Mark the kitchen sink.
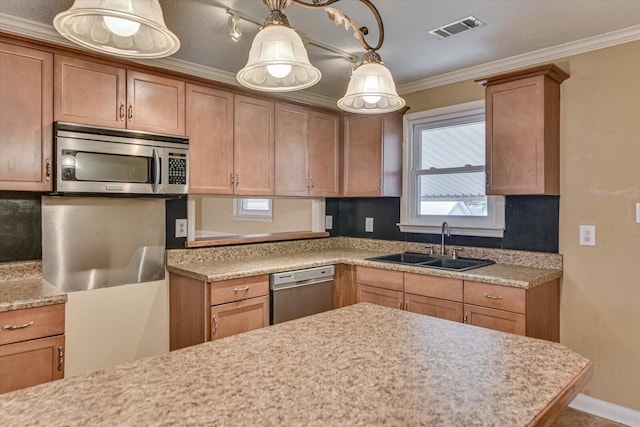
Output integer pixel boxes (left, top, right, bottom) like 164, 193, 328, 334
366, 252, 495, 272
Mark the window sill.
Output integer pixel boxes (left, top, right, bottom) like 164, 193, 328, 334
185, 231, 330, 248
397, 223, 504, 238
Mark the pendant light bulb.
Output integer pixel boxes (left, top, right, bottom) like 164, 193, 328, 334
266, 64, 292, 78
103, 16, 140, 37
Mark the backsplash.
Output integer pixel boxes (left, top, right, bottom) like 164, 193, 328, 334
326, 196, 559, 253
0, 193, 42, 262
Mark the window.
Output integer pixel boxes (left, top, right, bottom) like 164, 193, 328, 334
233, 198, 273, 222
400, 100, 505, 237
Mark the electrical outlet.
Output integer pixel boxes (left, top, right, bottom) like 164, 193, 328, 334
175, 219, 187, 238
579, 225, 595, 246
636, 203, 640, 224
325, 215, 333, 230
365, 217, 374, 233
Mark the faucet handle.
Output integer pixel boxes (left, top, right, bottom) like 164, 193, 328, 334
424, 245, 434, 255
452, 247, 463, 260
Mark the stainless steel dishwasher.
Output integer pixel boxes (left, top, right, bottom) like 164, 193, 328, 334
270, 265, 334, 324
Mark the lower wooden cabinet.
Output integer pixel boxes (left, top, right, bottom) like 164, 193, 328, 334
406, 294, 463, 323
0, 304, 65, 394
356, 284, 403, 310
463, 304, 526, 335
169, 272, 270, 350
211, 296, 269, 341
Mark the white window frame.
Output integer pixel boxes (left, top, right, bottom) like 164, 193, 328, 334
233, 198, 273, 222
399, 100, 505, 238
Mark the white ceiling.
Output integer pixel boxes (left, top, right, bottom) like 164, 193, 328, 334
3, 0, 640, 106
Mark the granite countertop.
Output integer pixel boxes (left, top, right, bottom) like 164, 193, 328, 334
0, 261, 67, 313
0, 303, 592, 426
167, 248, 562, 289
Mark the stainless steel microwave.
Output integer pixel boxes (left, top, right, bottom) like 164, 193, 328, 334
54, 122, 188, 195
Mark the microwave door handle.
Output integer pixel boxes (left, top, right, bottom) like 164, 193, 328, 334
152, 148, 161, 193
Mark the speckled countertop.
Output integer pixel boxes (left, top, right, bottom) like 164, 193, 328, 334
0, 260, 67, 312
0, 303, 591, 426
168, 240, 563, 289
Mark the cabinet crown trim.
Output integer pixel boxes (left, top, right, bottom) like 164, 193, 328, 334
475, 63, 569, 86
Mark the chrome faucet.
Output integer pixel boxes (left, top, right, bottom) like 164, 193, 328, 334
441, 221, 450, 256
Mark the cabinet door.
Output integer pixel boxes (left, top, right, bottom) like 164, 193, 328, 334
186, 84, 234, 194
308, 111, 340, 197
0, 335, 64, 394
486, 76, 550, 194
211, 295, 269, 341
464, 304, 526, 336
127, 70, 185, 135
274, 103, 308, 196
54, 55, 126, 128
405, 293, 463, 322
356, 284, 403, 310
233, 95, 274, 196
343, 114, 382, 196
0, 42, 53, 191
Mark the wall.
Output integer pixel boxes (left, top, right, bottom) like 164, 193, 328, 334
194, 196, 314, 235
401, 42, 640, 411
326, 196, 559, 253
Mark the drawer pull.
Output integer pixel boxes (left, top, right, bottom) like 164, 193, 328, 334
58, 346, 64, 371
464, 312, 468, 323
2, 320, 34, 331
483, 293, 503, 300
233, 286, 250, 292
212, 314, 218, 335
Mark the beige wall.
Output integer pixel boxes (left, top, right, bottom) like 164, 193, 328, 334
404, 41, 640, 411
195, 196, 314, 235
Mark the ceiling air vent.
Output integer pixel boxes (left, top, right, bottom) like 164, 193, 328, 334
428, 16, 486, 40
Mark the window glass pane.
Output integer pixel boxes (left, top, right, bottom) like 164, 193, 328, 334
418, 170, 487, 216
420, 122, 485, 169
242, 199, 270, 211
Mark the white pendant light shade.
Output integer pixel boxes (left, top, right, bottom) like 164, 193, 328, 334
237, 25, 321, 92
53, 0, 180, 58
338, 62, 406, 114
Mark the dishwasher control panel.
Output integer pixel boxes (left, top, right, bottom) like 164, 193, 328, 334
270, 265, 335, 287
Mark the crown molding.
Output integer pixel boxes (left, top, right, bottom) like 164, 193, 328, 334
0, 13, 338, 110
397, 23, 640, 95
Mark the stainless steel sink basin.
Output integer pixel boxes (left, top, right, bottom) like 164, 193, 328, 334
366, 252, 495, 272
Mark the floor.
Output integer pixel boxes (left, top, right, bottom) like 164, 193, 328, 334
552, 408, 628, 427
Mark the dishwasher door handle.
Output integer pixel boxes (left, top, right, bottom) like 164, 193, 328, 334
270, 277, 333, 291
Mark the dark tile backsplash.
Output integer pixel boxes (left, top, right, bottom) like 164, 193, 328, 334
0, 193, 43, 262
166, 196, 188, 249
326, 196, 559, 253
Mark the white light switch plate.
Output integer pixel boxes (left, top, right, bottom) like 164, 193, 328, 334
325, 215, 333, 230
636, 203, 640, 224
579, 225, 595, 246
365, 217, 374, 233
175, 219, 187, 238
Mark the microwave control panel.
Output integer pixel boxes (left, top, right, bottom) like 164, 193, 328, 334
168, 152, 187, 185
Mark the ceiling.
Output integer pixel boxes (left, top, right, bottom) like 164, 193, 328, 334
3, 0, 640, 107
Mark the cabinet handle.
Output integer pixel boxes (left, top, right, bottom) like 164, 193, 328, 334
45, 159, 51, 181
463, 312, 468, 324
310, 177, 314, 190
403, 301, 408, 310
483, 293, 503, 300
2, 320, 34, 330
233, 286, 250, 292
397, 301, 402, 309
212, 314, 218, 335
128, 104, 133, 122
58, 346, 64, 371
119, 103, 125, 121
376, 176, 381, 190
485, 171, 490, 188
230, 172, 235, 186
306, 177, 310, 190
235, 173, 239, 187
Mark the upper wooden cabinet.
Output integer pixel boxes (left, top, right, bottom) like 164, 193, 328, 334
0, 42, 53, 191
186, 84, 234, 194
343, 110, 403, 197
478, 64, 569, 195
54, 55, 185, 135
234, 95, 275, 196
274, 104, 339, 197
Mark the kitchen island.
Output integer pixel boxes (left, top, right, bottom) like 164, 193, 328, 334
0, 303, 591, 426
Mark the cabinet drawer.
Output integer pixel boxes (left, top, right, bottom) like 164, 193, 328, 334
404, 273, 463, 302
356, 284, 403, 310
0, 304, 65, 346
356, 266, 403, 291
464, 304, 526, 336
211, 275, 269, 305
463, 281, 525, 314
211, 295, 269, 341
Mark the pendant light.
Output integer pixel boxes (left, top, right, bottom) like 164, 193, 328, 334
238, 0, 404, 114
53, 0, 180, 59
236, 3, 321, 92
